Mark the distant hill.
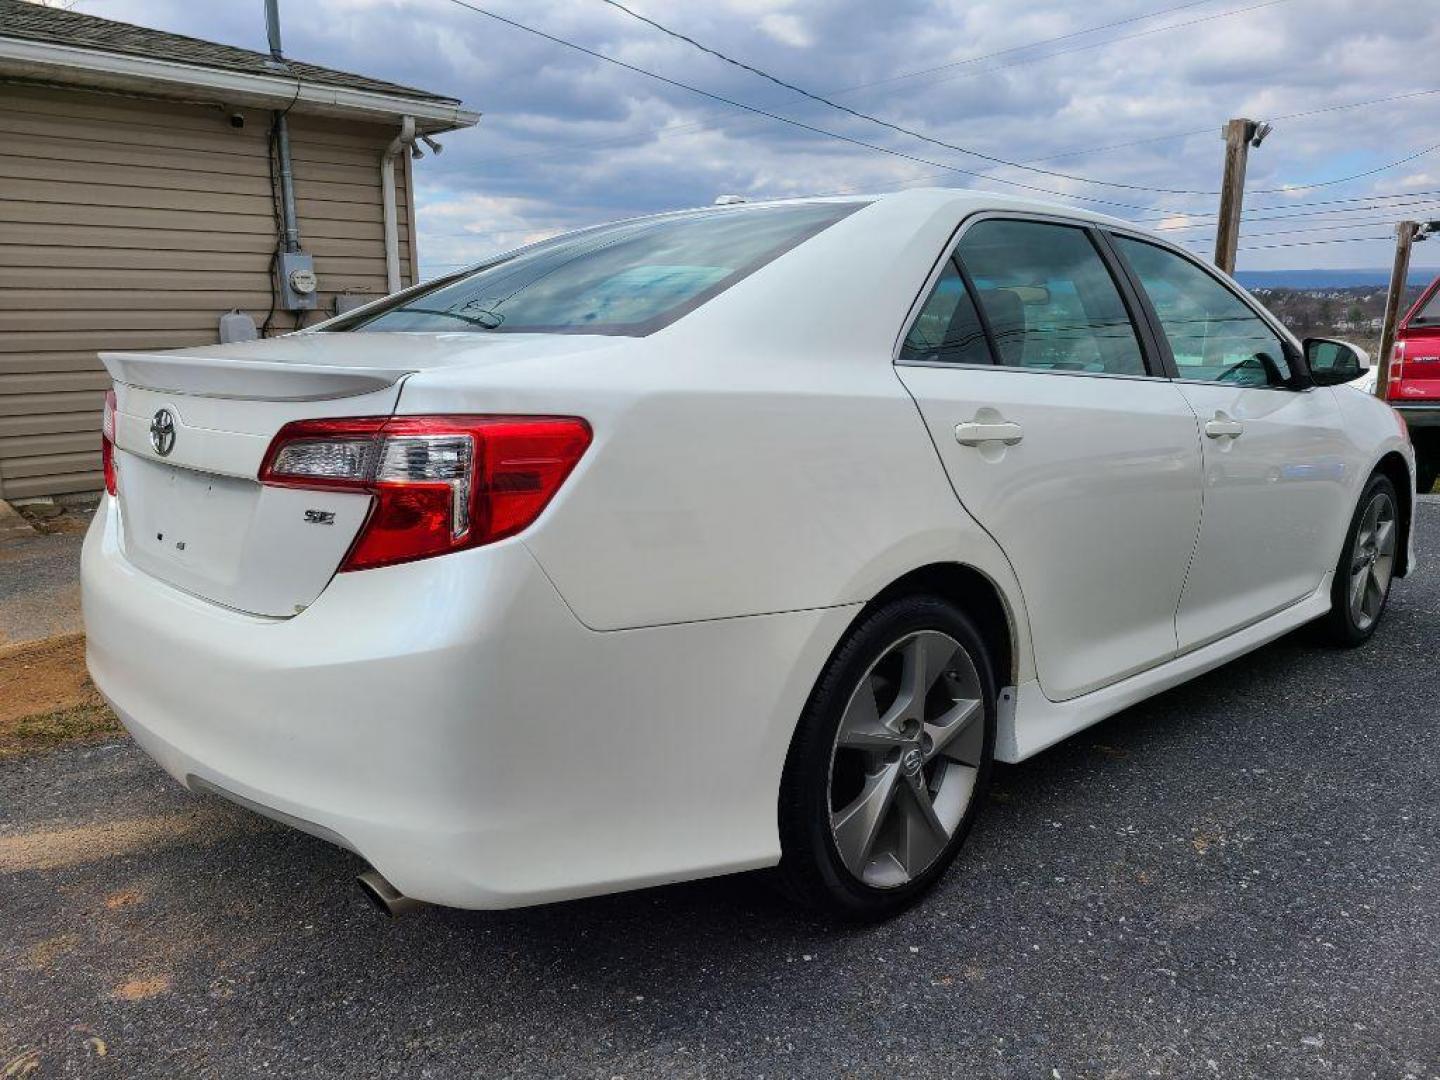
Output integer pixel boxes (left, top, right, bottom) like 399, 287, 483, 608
1235, 267, 1440, 289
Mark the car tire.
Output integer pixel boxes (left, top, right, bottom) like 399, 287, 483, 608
1319, 472, 1401, 647
776, 595, 996, 921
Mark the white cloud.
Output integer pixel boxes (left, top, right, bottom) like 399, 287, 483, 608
757, 13, 812, 48
69, 0, 1440, 271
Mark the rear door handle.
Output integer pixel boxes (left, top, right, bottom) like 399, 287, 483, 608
954, 420, 1024, 446
1204, 417, 1244, 439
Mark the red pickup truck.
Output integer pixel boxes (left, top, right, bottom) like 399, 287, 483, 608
1387, 274, 1440, 493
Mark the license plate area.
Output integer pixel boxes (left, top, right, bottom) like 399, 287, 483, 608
116, 452, 371, 616
122, 459, 257, 582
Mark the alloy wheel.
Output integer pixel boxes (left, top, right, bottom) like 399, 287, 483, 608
1348, 490, 1397, 633
827, 630, 985, 888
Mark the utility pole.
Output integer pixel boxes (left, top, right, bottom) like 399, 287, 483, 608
1213, 118, 1272, 275
1374, 220, 1435, 399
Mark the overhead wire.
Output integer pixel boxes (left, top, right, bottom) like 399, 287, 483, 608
441, 0, 1184, 213
597, 0, 1440, 199
1234, 235, 1397, 251
473, 0, 1251, 170
598, 0, 1266, 195
467, 7, 1439, 208
1207, 217, 1440, 241
1149, 193, 1440, 228
1023, 89, 1440, 164
431, 2, 1440, 269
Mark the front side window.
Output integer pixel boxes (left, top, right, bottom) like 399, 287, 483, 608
1112, 235, 1293, 387
331, 201, 864, 337
898, 259, 992, 366
955, 219, 1147, 377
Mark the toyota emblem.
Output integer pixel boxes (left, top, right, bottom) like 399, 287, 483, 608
149, 408, 176, 457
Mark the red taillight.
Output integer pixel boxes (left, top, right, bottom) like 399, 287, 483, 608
258, 415, 592, 571
101, 388, 118, 496
1386, 340, 1406, 399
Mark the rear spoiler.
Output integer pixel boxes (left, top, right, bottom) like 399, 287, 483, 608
99, 351, 415, 402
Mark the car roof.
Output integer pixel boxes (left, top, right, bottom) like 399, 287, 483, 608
885, 186, 1144, 231
669, 186, 1150, 236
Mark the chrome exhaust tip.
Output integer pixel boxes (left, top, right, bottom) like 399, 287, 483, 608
357, 868, 427, 917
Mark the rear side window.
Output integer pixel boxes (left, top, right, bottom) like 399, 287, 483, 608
955, 220, 1147, 377
1112, 235, 1293, 387
899, 260, 992, 366
331, 202, 864, 337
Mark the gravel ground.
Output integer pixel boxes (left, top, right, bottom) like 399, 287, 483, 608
0, 526, 85, 649
2, 503, 1437, 1079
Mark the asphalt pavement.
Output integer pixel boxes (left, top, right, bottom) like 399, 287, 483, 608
2, 502, 1438, 1079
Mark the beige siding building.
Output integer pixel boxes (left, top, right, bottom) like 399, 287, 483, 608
0, 1, 478, 499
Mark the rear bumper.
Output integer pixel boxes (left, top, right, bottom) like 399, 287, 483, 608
1394, 402, 1440, 429
83, 497, 854, 908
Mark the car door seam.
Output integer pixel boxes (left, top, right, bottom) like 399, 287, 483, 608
887, 363, 1039, 665
1172, 390, 1210, 653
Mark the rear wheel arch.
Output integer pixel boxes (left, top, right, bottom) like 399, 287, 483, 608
861, 562, 1016, 690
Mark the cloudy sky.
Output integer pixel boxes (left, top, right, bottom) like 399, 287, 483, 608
60, 0, 1440, 277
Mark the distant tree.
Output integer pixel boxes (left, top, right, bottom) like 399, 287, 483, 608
1318, 298, 1335, 327
1347, 304, 1365, 330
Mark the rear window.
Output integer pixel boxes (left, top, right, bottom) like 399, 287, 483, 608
1412, 285, 1440, 326
330, 201, 865, 337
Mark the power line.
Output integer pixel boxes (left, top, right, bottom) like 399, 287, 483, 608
1138, 188, 1440, 223
833, 0, 1299, 99
773, 163, 1440, 214
762, 168, 1440, 221
1271, 87, 1440, 124
1237, 216, 1440, 241
825, 0, 1227, 95
1027, 88, 1440, 164
471, 80, 1440, 179
441, 0, 1177, 213
1023, 127, 1214, 163
598, 0, 1439, 200
471, 0, 1290, 174
1175, 232, 1398, 251
1250, 143, 1440, 196
1238, 235, 1397, 251
598, 0, 1226, 195
1150, 193, 1440, 228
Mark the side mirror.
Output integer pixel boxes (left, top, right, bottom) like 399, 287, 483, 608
1305, 338, 1371, 386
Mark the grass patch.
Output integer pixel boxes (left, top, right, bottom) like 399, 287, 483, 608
0, 634, 123, 759
2, 702, 120, 760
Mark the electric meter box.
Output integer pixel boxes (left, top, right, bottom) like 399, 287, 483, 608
277, 250, 319, 310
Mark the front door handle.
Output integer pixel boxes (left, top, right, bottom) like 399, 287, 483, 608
1204, 416, 1244, 439
955, 420, 1024, 447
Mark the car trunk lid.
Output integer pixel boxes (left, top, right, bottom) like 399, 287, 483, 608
100, 334, 507, 617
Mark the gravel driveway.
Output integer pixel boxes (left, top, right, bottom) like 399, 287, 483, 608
3, 503, 1438, 1079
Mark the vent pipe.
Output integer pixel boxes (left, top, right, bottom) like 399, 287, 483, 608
265, 0, 284, 61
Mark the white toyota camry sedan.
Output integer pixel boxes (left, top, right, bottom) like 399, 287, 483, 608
83, 189, 1415, 920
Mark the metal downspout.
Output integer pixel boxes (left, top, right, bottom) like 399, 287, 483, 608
275, 111, 301, 253
382, 116, 416, 294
